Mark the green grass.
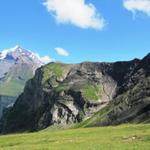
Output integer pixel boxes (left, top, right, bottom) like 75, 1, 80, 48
0, 80, 24, 97
0, 64, 33, 97
41, 63, 70, 84
74, 105, 111, 128
81, 84, 103, 101
0, 124, 150, 150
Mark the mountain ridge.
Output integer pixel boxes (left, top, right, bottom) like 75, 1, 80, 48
1, 53, 150, 133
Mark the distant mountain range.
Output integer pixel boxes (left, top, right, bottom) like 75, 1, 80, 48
0, 45, 50, 118
1, 53, 150, 133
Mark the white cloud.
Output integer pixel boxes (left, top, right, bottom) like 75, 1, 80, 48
55, 47, 69, 56
35, 53, 55, 64
40, 56, 54, 64
123, 0, 150, 16
43, 0, 105, 30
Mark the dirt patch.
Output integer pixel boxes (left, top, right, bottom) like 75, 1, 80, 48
122, 135, 143, 142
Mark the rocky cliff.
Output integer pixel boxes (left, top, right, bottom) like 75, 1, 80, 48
1, 54, 150, 133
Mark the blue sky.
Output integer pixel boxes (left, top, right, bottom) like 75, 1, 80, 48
0, 0, 150, 63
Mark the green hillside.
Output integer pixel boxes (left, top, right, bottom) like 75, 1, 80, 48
0, 124, 150, 150
0, 64, 33, 97
74, 105, 110, 128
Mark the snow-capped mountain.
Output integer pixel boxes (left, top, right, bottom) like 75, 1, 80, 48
0, 45, 52, 78
0, 45, 52, 118
0, 45, 51, 65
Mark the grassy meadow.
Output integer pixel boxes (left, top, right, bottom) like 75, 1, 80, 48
0, 124, 150, 150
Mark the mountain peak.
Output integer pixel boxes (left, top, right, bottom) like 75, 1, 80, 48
0, 45, 53, 64
0, 45, 24, 60
12, 45, 21, 50
12, 45, 25, 52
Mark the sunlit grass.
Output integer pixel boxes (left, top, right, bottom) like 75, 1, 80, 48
0, 124, 150, 150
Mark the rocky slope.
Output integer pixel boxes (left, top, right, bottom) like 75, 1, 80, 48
1, 54, 150, 133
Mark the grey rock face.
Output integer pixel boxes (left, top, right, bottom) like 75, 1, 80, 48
95, 56, 150, 126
